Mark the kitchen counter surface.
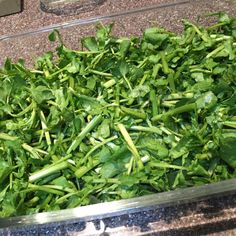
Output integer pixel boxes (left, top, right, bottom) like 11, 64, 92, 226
0, 0, 178, 36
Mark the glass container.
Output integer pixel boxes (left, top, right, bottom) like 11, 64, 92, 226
40, 0, 106, 15
0, 0, 236, 230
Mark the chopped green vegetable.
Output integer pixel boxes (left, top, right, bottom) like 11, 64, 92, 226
0, 13, 236, 218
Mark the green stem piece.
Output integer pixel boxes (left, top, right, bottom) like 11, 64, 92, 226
67, 115, 103, 154
117, 123, 144, 170
75, 159, 100, 178
27, 183, 64, 196
150, 90, 159, 116
152, 103, 196, 122
29, 161, 69, 182
120, 106, 146, 120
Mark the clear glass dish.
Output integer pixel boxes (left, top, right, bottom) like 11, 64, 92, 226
1, 178, 236, 229
40, 0, 106, 15
0, 0, 236, 230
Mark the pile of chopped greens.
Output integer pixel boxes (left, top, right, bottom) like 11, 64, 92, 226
0, 13, 236, 218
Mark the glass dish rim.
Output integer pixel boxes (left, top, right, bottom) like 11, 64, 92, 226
1, 178, 236, 229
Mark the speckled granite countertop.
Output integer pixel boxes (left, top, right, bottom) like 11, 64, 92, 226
1, 1, 236, 235
2, 193, 236, 235
0, 0, 178, 35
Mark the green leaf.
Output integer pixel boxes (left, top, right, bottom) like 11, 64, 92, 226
191, 72, 204, 82
119, 61, 129, 77
188, 162, 209, 177
31, 86, 54, 104
119, 39, 130, 58
53, 88, 68, 110
4, 58, 13, 71
0, 161, 12, 185
66, 59, 80, 73
100, 161, 120, 178
196, 91, 218, 110
51, 176, 76, 190
138, 136, 168, 158
172, 171, 186, 188
0, 79, 12, 103
98, 146, 112, 163
119, 175, 139, 187
96, 23, 113, 45
0, 194, 17, 217
48, 31, 57, 42
220, 136, 236, 169
144, 28, 169, 46
82, 37, 99, 51
48, 29, 62, 44
130, 85, 150, 98
86, 77, 97, 90
97, 119, 110, 138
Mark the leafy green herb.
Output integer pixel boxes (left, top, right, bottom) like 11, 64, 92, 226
0, 13, 236, 218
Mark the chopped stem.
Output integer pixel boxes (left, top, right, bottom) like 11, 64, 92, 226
73, 50, 103, 54
208, 22, 228, 31
206, 44, 224, 59
117, 123, 144, 170
115, 85, 120, 118
30, 70, 44, 74
22, 143, 41, 159
27, 183, 64, 195
92, 178, 120, 184
90, 69, 113, 77
75, 159, 100, 178
127, 156, 134, 175
167, 73, 176, 92
152, 64, 162, 78
0, 133, 18, 141
160, 51, 170, 75
69, 87, 99, 103
48, 65, 67, 78
102, 79, 116, 88
90, 49, 109, 67
43, 185, 75, 193
149, 162, 187, 170
187, 21, 210, 43
129, 125, 162, 135
67, 115, 103, 154
190, 68, 212, 73
159, 126, 182, 138
223, 121, 236, 129
152, 103, 196, 122
39, 110, 51, 146
9, 102, 34, 117
120, 106, 146, 120
139, 73, 148, 86
123, 75, 132, 91
162, 100, 178, 107
150, 90, 159, 116
137, 58, 148, 68
55, 192, 77, 205
84, 135, 118, 161
230, 116, 236, 121
29, 161, 69, 182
